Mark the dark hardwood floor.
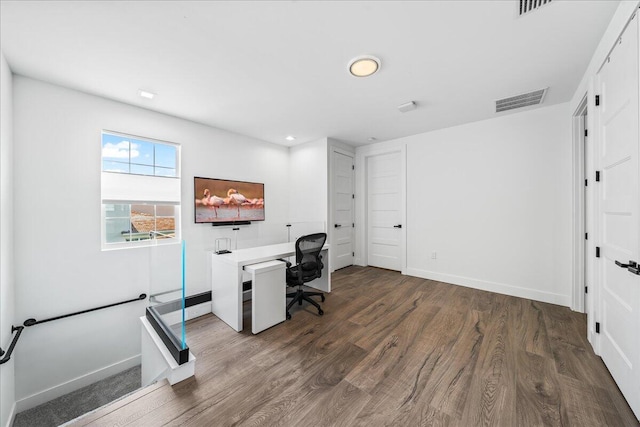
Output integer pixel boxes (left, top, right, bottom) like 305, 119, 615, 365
72, 266, 639, 426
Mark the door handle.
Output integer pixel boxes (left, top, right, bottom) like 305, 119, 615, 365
393, 224, 402, 228
615, 260, 637, 269
616, 260, 640, 276
334, 224, 342, 228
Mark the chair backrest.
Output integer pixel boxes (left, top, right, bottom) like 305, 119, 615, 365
295, 232, 327, 279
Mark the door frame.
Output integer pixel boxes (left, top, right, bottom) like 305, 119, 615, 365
571, 94, 589, 315
572, 93, 604, 346
355, 143, 407, 274
329, 146, 355, 272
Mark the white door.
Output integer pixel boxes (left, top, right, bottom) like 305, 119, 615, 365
596, 16, 640, 419
367, 151, 402, 271
332, 150, 355, 270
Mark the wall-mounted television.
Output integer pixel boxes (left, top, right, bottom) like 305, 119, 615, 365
194, 177, 265, 225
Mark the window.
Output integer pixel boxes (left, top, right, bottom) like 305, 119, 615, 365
104, 203, 176, 244
102, 132, 177, 177
101, 131, 181, 249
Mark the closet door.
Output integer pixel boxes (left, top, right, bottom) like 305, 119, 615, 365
367, 151, 402, 271
332, 150, 355, 270
595, 14, 640, 419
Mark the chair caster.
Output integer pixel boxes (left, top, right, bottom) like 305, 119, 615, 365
320, 295, 325, 302
318, 309, 324, 316
286, 312, 291, 320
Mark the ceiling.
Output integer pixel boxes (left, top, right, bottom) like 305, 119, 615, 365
0, 1, 620, 147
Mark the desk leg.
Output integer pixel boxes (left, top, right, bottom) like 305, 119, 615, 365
211, 258, 243, 332
250, 262, 286, 334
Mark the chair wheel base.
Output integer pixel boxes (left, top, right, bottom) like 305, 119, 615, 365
286, 288, 325, 318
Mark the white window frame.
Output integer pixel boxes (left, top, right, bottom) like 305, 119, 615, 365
101, 131, 181, 250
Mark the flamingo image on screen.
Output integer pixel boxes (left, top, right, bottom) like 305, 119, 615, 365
194, 177, 264, 224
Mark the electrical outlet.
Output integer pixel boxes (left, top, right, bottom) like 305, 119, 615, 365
431, 251, 437, 259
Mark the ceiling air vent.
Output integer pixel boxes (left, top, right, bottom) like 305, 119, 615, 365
495, 88, 547, 113
519, 0, 552, 16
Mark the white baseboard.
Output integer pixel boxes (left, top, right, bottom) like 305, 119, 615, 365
15, 354, 141, 413
406, 268, 571, 307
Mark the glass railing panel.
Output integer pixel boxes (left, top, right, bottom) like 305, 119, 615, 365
148, 240, 186, 350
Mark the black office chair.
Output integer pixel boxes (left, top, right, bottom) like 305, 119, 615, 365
284, 233, 327, 319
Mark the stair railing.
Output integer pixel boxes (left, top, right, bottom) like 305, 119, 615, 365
0, 293, 146, 364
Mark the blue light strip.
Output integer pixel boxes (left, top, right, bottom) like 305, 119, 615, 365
181, 240, 186, 350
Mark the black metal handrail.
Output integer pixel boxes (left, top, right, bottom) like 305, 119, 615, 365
23, 293, 147, 327
0, 294, 146, 365
0, 326, 25, 365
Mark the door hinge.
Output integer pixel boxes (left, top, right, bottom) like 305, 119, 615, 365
595, 171, 601, 182
585, 179, 588, 187
352, 252, 355, 257
584, 129, 588, 137
352, 165, 355, 170
352, 194, 355, 199
352, 223, 354, 227
585, 286, 588, 294
595, 322, 600, 333
585, 233, 588, 240
595, 95, 600, 106
596, 246, 601, 258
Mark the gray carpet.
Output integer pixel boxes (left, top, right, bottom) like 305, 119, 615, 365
13, 365, 141, 427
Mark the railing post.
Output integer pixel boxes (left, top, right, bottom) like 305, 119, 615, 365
0, 325, 25, 365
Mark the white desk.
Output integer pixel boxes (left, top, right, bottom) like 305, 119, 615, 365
210, 242, 330, 332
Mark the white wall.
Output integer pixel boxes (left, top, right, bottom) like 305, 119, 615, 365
289, 137, 356, 270
327, 138, 355, 155
570, 1, 640, 112
11, 76, 290, 409
288, 137, 328, 238
0, 51, 16, 427
357, 103, 573, 306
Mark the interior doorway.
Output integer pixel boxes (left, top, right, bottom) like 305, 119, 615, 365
331, 149, 355, 270
572, 95, 589, 316
366, 151, 402, 271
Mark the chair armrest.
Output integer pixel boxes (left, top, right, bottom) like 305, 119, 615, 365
277, 258, 291, 268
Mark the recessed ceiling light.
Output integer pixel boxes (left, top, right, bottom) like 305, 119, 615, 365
138, 89, 155, 99
285, 135, 296, 141
348, 55, 381, 77
398, 101, 417, 113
